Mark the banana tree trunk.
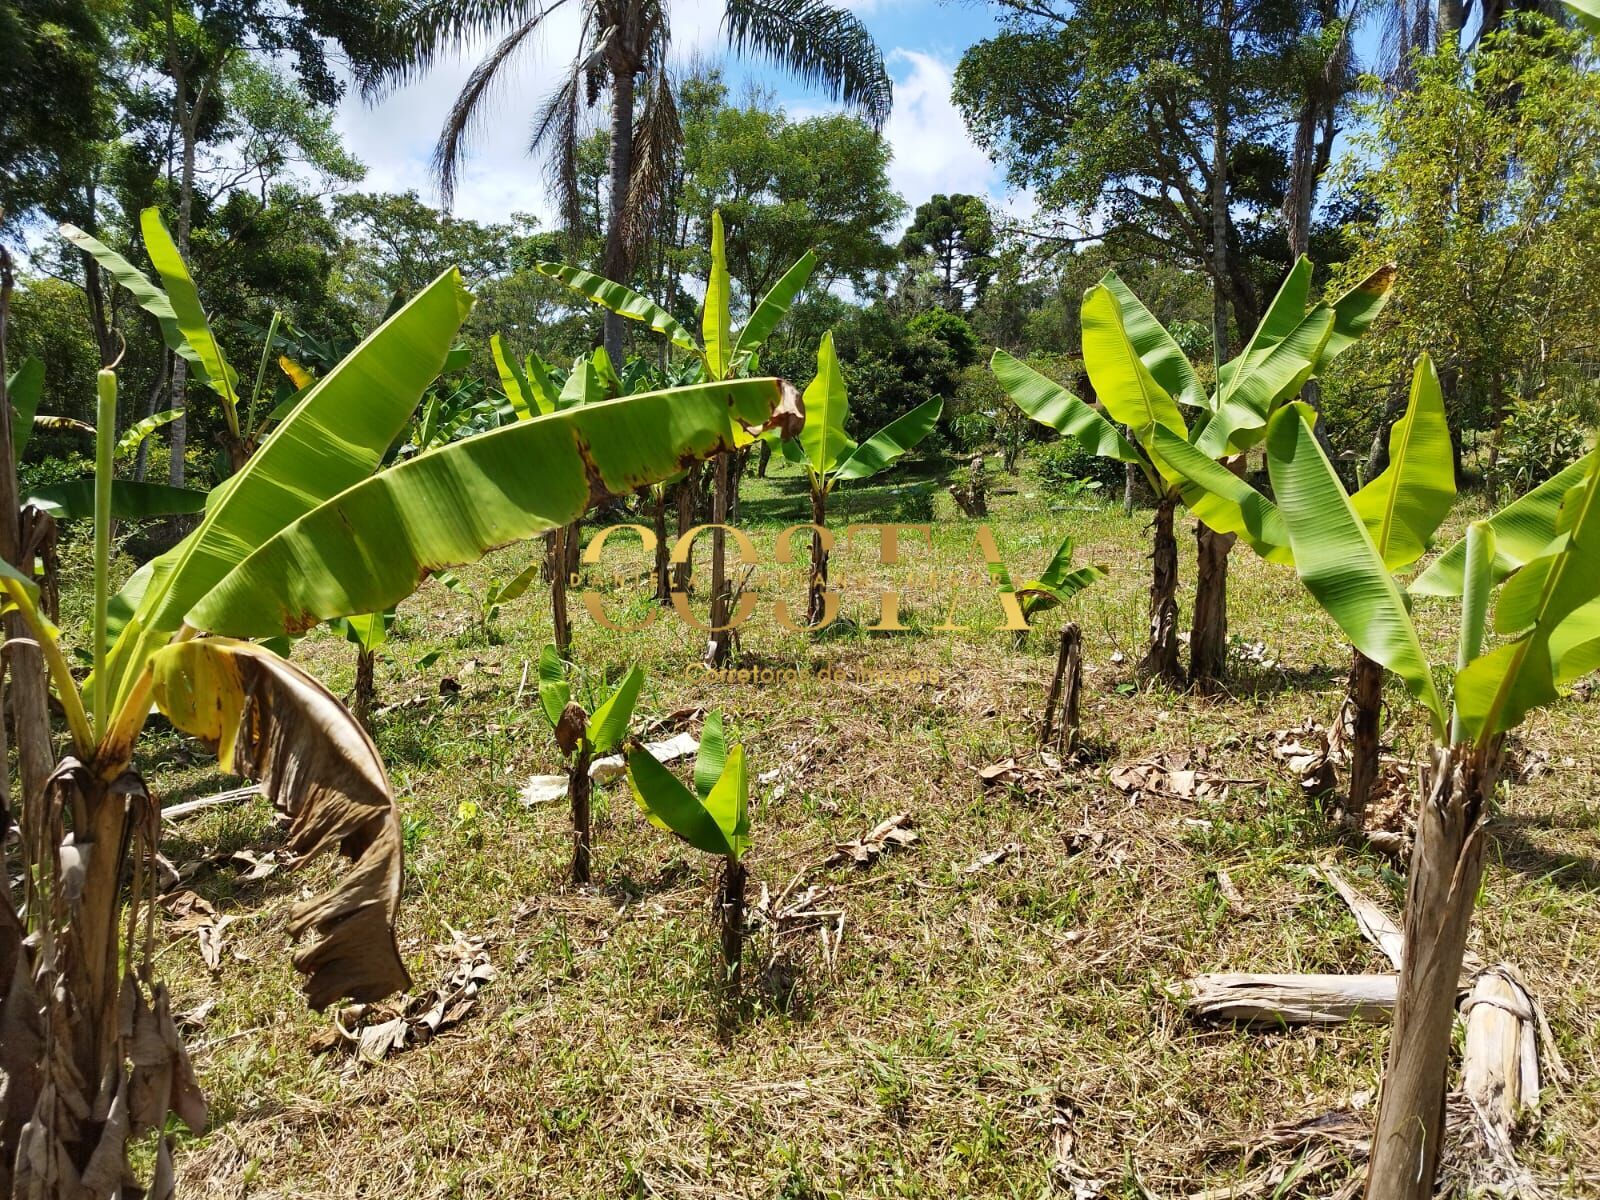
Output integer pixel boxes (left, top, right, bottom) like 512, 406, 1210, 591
718, 855, 747, 1001
808, 483, 830, 628
653, 489, 671, 603
1139, 494, 1184, 686
1365, 742, 1498, 1200
1190, 525, 1235, 694
353, 648, 377, 730
601, 65, 636, 369
569, 744, 594, 885
549, 522, 578, 655
1346, 648, 1384, 826
706, 453, 732, 667
1041, 623, 1083, 756
673, 468, 699, 595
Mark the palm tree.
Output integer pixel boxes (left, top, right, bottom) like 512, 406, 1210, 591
375, 0, 892, 364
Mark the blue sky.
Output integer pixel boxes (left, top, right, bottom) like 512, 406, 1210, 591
333, 0, 1012, 231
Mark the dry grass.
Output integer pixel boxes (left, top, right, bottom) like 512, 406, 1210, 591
109, 455, 1600, 1199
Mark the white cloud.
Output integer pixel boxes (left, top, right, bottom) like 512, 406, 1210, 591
879, 48, 1007, 221
332, 12, 1026, 232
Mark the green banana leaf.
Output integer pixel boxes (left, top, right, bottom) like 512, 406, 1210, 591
1150, 426, 1293, 564
1018, 533, 1105, 621
1266, 403, 1446, 736
1561, 0, 1600, 31
694, 711, 727, 801
1099, 270, 1206, 408
702, 744, 749, 861
538, 644, 569, 728
58, 224, 199, 370
836, 397, 943, 482
1350, 354, 1455, 571
1196, 303, 1333, 458
989, 350, 1143, 465
704, 211, 733, 380
627, 742, 735, 857
28, 479, 208, 520
586, 665, 643, 755
1080, 284, 1188, 449
116, 408, 183, 457
1411, 450, 1598, 597
140, 207, 239, 408
525, 351, 562, 412
490, 334, 537, 419
1218, 258, 1313, 382
800, 331, 852, 476
7, 357, 44, 456
733, 250, 817, 366
335, 610, 393, 652
102, 268, 474, 713
185, 377, 799, 638
1320, 264, 1396, 366
1454, 455, 1600, 741
535, 261, 698, 355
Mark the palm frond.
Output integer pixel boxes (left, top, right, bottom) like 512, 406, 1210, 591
720, 0, 892, 130
531, 61, 588, 247
363, 0, 568, 98
433, 13, 551, 206
622, 64, 683, 262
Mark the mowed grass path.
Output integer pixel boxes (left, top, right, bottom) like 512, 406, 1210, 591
120, 453, 1599, 1198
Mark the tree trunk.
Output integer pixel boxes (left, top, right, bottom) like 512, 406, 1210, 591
570, 745, 594, 885
705, 453, 732, 667
1139, 495, 1184, 686
1365, 741, 1498, 1200
0, 248, 54, 808
1041, 623, 1083, 756
1190, 525, 1235, 694
756, 439, 772, 478
601, 66, 637, 369
1209, 0, 1233, 368
134, 354, 169, 482
808, 484, 830, 627
1345, 648, 1384, 826
718, 856, 747, 1001
1123, 461, 1139, 516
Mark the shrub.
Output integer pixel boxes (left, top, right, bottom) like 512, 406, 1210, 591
1486, 389, 1596, 499
1034, 437, 1125, 493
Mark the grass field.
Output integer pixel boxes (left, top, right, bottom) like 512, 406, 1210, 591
112, 452, 1599, 1199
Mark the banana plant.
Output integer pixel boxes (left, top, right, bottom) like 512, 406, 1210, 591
1150, 355, 1454, 822
2, 259, 803, 1195
994, 258, 1393, 690
625, 712, 751, 999
539, 211, 817, 664
1016, 532, 1107, 630
782, 331, 943, 627
61, 210, 309, 476
1261, 399, 1600, 1200
333, 609, 394, 728
537, 644, 644, 884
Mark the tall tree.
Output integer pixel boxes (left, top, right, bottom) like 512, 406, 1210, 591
379, 0, 893, 365
954, 0, 1324, 345
899, 193, 996, 311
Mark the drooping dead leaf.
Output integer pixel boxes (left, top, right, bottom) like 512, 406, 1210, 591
825, 813, 917, 869
148, 638, 410, 1010
195, 914, 235, 973
314, 931, 495, 1063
